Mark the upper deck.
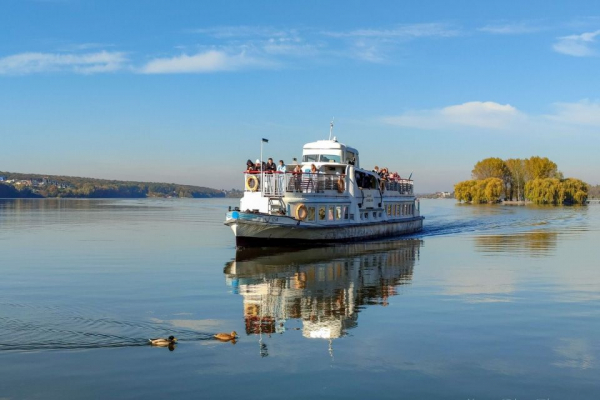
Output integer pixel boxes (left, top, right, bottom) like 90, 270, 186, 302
242, 138, 414, 201
243, 170, 413, 198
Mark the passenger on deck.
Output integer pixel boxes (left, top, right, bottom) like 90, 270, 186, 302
277, 160, 286, 191
266, 158, 276, 173
337, 174, 346, 192
246, 159, 256, 172
373, 166, 380, 175
307, 164, 319, 192
277, 160, 286, 173
356, 171, 364, 189
293, 164, 303, 191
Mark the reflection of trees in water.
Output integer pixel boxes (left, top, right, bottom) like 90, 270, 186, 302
224, 240, 421, 340
474, 231, 558, 256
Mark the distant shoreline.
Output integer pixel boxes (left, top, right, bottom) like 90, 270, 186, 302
0, 170, 242, 199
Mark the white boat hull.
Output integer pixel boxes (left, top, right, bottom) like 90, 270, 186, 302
226, 211, 424, 247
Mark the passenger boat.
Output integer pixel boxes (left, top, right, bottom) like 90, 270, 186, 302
225, 135, 424, 247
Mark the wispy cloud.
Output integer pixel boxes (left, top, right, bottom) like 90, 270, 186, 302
322, 23, 459, 63
544, 99, 600, 126
0, 51, 127, 75
553, 30, 600, 56
382, 99, 600, 132
382, 101, 522, 129
191, 25, 296, 39
323, 23, 460, 39
478, 21, 545, 35
140, 50, 276, 74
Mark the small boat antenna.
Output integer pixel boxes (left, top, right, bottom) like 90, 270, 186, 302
329, 117, 334, 140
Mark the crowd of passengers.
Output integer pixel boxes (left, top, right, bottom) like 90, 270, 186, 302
356, 166, 404, 191
245, 158, 286, 173
372, 166, 403, 182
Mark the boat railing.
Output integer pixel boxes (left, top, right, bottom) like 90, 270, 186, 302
383, 179, 413, 195
243, 172, 348, 196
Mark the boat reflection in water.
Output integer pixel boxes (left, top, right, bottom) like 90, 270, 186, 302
224, 240, 422, 342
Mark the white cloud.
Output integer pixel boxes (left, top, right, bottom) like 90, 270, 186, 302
323, 23, 460, 39
553, 30, 600, 56
140, 50, 275, 74
545, 99, 600, 126
322, 23, 459, 63
382, 101, 521, 129
478, 22, 544, 35
191, 26, 294, 39
0, 51, 127, 75
382, 99, 600, 133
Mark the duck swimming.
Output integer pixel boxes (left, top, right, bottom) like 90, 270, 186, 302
149, 335, 177, 346
214, 331, 237, 341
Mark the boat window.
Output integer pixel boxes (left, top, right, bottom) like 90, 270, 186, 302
387, 204, 392, 215
302, 154, 319, 162
328, 206, 335, 221
335, 206, 342, 220
378, 212, 382, 218
372, 211, 377, 219
395, 204, 400, 216
318, 206, 326, 220
343, 206, 349, 219
319, 154, 341, 163
308, 207, 315, 221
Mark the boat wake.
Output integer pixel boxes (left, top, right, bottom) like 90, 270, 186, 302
0, 302, 213, 352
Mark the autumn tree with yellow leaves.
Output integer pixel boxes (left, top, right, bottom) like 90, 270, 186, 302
455, 157, 588, 205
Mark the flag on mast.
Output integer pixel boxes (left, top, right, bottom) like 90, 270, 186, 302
262, 138, 269, 143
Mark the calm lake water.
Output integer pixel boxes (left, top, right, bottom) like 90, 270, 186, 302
1, 198, 599, 399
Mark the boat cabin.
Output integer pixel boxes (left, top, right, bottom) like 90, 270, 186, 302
301, 138, 359, 168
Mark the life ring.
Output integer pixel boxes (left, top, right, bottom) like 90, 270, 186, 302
337, 178, 345, 193
245, 175, 259, 192
295, 204, 308, 220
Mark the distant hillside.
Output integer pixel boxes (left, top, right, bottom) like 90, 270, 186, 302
0, 171, 230, 199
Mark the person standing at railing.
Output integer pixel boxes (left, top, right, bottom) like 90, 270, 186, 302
293, 164, 302, 192
308, 164, 319, 192
277, 160, 286, 192
246, 159, 256, 172
263, 158, 276, 193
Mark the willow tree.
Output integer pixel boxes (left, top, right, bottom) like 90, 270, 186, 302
472, 158, 511, 198
524, 156, 559, 181
525, 178, 561, 204
524, 178, 587, 205
454, 180, 475, 203
454, 178, 503, 204
505, 158, 526, 201
559, 178, 588, 205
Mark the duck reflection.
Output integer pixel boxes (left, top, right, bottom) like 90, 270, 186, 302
474, 231, 558, 256
224, 240, 421, 341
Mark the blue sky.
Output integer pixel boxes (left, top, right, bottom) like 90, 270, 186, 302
1, 0, 599, 192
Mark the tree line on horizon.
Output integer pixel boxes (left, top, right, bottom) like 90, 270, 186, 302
454, 157, 588, 205
0, 171, 228, 199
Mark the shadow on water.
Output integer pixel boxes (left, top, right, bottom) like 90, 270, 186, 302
0, 303, 214, 352
224, 239, 422, 342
